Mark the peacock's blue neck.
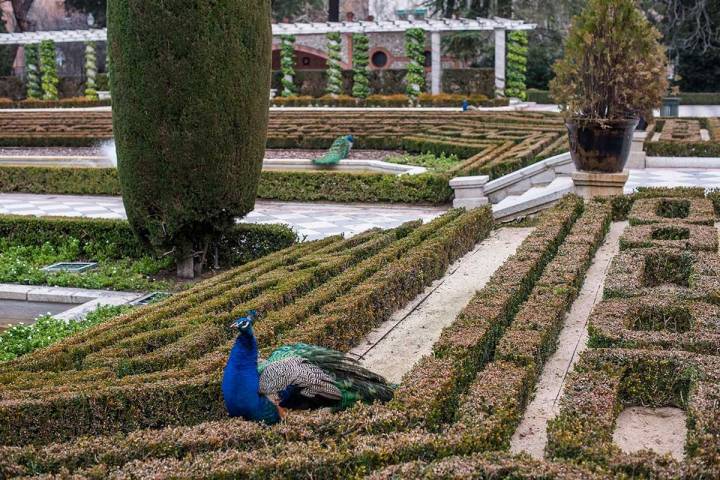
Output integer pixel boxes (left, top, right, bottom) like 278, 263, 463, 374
222, 327, 280, 424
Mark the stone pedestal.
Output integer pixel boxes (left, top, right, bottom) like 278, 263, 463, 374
571, 170, 629, 199
449, 175, 490, 209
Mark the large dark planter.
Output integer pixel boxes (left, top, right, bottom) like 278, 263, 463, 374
566, 118, 638, 173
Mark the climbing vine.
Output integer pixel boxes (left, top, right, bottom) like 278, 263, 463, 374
280, 35, 296, 97
84, 41, 98, 99
405, 28, 426, 102
24, 44, 42, 99
325, 32, 343, 96
505, 31, 528, 100
351, 33, 370, 99
39, 40, 59, 100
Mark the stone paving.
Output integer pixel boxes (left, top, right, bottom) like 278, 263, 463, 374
625, 168, 720, 192
0, 194, 446, 241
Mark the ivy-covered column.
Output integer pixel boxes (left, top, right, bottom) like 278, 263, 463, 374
24, 44, 42, 99
39, 40, 59, 100
405, 28, 426, 102
351, 33, 370, 99
280, 35, 296, 97
325, 32, 343, 96
84, 41, 98, 99
506, 31, 528, 100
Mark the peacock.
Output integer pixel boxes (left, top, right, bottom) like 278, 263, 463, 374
222, 310, 395, 424
312, 135, 354, 166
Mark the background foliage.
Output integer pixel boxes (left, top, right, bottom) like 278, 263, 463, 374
405, 28, 426, 102
352, 33, 370, 99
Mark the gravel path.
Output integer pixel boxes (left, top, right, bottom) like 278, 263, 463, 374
351, 227, 534, 383
509, 221, 626, 459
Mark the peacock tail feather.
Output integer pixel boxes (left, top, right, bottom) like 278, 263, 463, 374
259, 342, 395, 407
312, 135, 353, 166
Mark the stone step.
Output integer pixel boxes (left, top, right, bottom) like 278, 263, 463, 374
493, 176, 575, 222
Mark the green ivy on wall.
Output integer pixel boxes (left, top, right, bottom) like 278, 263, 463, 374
84, 41, 98, 99
405, 28, 426, 102
24, 44, 42, 99
351, 33, 370, 99
506, 31, 528, 101
39, 40, 59, 101
325, 32, 343, 96
280, 35, 297, 97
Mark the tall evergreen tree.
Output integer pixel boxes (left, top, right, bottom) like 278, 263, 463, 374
108, 0, 272, 279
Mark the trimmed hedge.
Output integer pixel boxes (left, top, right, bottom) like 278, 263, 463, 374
645, 117, 720, 157
395, 196, 585, 430
619, 223, 718, 251
0, 214, 296, 267
547, 349, 719, 478
0, 167, 454, 204
0, 97, 111, 108
270, 93, 499, 108
588, 297, 720, 355
0, 208, 493, 446
628, 197, 715, 226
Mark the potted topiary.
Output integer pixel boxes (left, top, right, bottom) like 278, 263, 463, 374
550, 0, 667, 173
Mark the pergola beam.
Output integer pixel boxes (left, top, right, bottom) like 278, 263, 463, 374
0, 18, 535, 45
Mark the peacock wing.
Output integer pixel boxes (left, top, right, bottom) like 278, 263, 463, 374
259, 356, 342, 400
290, 344, 396, 406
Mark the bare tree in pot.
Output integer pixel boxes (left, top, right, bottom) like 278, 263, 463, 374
550, 0, 667, 174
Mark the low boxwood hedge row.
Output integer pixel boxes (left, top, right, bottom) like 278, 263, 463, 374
395, 196, 585, 429
0, 166, 454, 204
0, 97, 112, 109
546, 349, 719, 479
0, 195, 627, 478
449, 201, 611, 451
588, 297, 720, 355
619, 223, 718, 251
628, 197, 715, 226
0, 214, 297, 266
0, 209, 493, 446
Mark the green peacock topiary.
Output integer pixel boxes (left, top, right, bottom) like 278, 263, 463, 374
108, 0, 272, 279
405, 28, 426, 103
84, 42, 98, 100
351, 33, 370, 99
280, 35, 297, 97
24, 44, 42, 100
505, 31, 528, 101
39, 40, 59, 101
325, 32, 343, 96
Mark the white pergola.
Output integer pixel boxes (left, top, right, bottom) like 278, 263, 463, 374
0, 17, 535, 95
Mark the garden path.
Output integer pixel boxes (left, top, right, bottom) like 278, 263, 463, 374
509, 221, 626, 459
0, 193, 447, 241
351, 227, 534, 383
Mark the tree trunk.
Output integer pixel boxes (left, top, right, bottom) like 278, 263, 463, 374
176, 242, 195, 279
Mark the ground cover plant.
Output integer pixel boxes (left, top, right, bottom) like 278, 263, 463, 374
0, 110, 569, 204
0, 304, 129, 362
0, 215, 296, 291
0, 196, 630, 478
547, 190, 720, 479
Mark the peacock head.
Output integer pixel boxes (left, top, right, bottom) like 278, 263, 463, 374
231, 310, 258, 332
345, 135, 354, 144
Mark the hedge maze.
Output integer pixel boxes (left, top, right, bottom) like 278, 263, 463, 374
645, 117, 720, 157
0, 196, 636, 479
0, 109, 568, 180
549, 191, 720, 479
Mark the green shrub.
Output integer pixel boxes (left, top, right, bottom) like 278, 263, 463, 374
505, 31, 528, 100
39, 40, 59, 101
405, 28, 426, 102
0, 305, 130, 362
352, 34, 370, 99
280, 35, 297, 97
23, 44, 41, 100
108, 0, 272, 277
325, 32, 343, 96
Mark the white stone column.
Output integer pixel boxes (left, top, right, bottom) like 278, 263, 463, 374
431, 31, 442, 95
494, 28, 506, 97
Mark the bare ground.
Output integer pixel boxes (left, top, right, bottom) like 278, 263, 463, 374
613, 407, 687, 461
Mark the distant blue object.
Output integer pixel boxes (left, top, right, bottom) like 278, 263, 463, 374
462, 99, 469, 111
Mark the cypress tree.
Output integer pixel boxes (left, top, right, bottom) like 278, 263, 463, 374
108, 0, 272, 278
